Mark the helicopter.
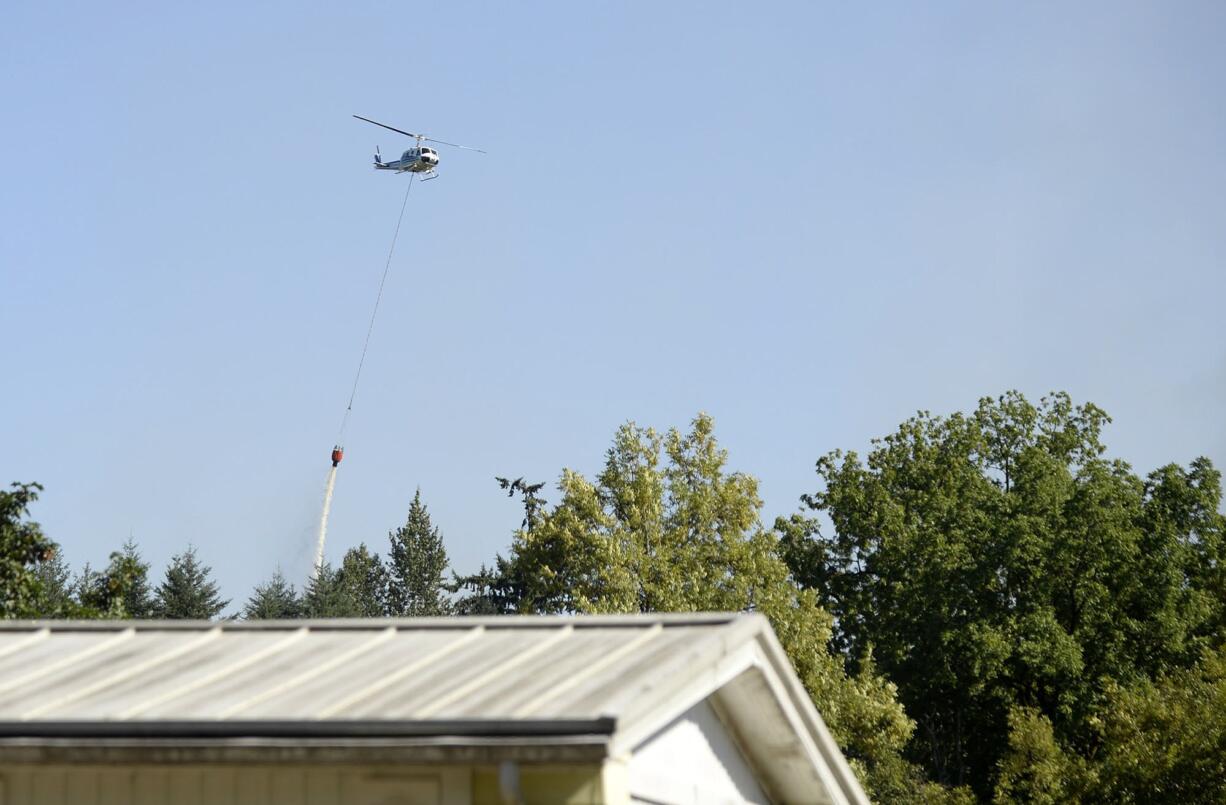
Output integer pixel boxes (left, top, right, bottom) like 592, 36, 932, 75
353, 115, 485, 180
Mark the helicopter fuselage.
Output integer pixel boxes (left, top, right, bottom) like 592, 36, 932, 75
375, 146, 440, 173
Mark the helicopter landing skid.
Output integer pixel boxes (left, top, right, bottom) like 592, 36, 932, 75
419, 169, 439, 181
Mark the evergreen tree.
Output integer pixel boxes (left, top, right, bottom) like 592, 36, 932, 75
387, 490, 452, 616
243, 569, 301, 619
336, 544, 388, 617
70, 562, 104, 612
451, 556, 523, 615
1, 482, 56, 618
33, 548, 73, 616
74, 547, 150, 618
152, 546, 228, 619
301, 562, 359, 617
109, 539, 153, 617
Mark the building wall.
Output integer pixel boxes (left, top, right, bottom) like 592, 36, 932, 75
0, 763, 610, 805
628, 698, 770, 804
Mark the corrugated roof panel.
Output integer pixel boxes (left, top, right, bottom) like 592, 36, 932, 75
337, 628, 571, 719
0, 630, 208, 719
541, 629, 718, 718
0, 631, 113, 683
238, 628, 477, 719
451, 626, 661, 718
142, 630, 384, 719
0, 617, 750, 725
58, 631, 290, 720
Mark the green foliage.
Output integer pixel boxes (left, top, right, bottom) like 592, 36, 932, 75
337, 543, 387, 617
785, 391, 1226, 796
243, 568, 301, 619
33, 548, 74, 616
113, 539, 155, 617
302, 561, 358, 617
301, 547, 387, 618
497, 414, 963, 802
450, 556, 524, 615
77, 539, 154, 618
994, 647, 1226, 803
386, 490, 452, 616
74, 543, 152, 618
992, 708, 1083, 804
0, 482, 56, 618
152, 546, 229, 619
1089, 646, 1226, 803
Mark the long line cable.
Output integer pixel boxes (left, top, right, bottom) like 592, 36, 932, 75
337, 173, 415, 441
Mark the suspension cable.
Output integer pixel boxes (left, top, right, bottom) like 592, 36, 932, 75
338, 173, 415, 441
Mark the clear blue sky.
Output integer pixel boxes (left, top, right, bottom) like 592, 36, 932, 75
4, 1, 1224, 607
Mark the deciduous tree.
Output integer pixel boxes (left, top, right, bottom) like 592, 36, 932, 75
497, 414, 958, 801
784, 391, 1226, 797
0, 482, 56, 618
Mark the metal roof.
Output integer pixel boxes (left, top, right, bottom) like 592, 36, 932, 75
0, 614, 740, 725
0, 613, 869, 805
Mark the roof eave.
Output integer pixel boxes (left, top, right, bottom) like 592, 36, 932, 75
0, 734, 611, 766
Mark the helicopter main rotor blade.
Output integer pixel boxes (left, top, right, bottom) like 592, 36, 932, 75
423, 137, 487, 154
353, 115, 420, 140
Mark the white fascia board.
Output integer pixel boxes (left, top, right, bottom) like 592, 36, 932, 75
604, 614, 770, 756
750, 626, 871, 805
607, 614, 869, 805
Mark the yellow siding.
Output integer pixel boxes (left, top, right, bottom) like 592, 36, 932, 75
472, 765, 606, 805
0, 763, 613, 805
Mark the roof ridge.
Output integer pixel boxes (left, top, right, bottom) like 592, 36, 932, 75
0, 613, 750, 632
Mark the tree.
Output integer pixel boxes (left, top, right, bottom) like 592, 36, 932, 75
33, 549, 74, 616
386, 490, 451, 616
783, 391, 1226, 797
993, 645, 1226, 803
992, 707, 1085, 804
337, 544, 387, 617
1, 482, 56, 618
74, 543, 152, 618
495, 414, 961, 802
1087, 645, 1226, 802
89, 539, 154, 617
243, 569, 301, 619
450, 480, 539, 615
302, 561, 358, 617
152, 546, 229, 619
451, 556, 524, 615
301, 548, 387, 618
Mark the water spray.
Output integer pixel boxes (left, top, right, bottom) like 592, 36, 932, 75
313, 464, 338, 579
